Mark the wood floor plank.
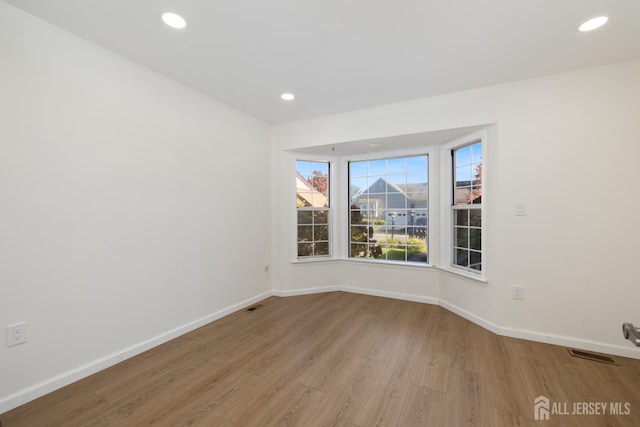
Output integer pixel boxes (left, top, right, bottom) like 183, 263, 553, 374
244, 383, 327, 427
143, 369, 253, 427
397, 384, 446, 427
352, 302, 428, 426
409, 305, 450, 393
3, 292, 640, 427
304, 356, 383, 427
295, 297, 383, 393
357, 297, 409, 363
477, 333, 520, 415
443, 368, 488, 426
3, 392, 108, 427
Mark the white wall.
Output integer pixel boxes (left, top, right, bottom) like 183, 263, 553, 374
0, 3, 270, 411
2, 0, 640, 414
271, 59, 640, 359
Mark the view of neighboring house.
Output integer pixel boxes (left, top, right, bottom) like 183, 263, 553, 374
351, 177, 427, 227
296, 173, 328, 208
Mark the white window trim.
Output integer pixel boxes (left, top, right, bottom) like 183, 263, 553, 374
341, 146, 436, 267
293, 156, 336, 262
290, 127, 489, 282
439, 129, 487, 283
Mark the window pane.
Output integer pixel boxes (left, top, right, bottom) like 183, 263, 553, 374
368, 159, 386, 175
313, 161, 329, 176
314, 225, 329, 241
454, 227, 468, 248
314, 210, 328, 224
297, 210, 312, 224
455, 165, 472, 185
386, 248, 405, 261
470, 185, 482, 204
387, 195, 406, 209
296, 160, 312, 176
407, 245, 426, 262
350, 225, 370, 242
451, 141, 483, 273
412, 208, 427, 220
391, 226, 407, 241
350, 176, 367, 199
471, 162, 482, 181
386, 175, 406, 189
349, 161, 368, 177
407, 156, 428, 172
407, 171, 428, 184
387, 157, 406, 175
455, 145, 472, 166
350, 243, 367, 258
469, 209, 481, 227
369, 243, 383, 259
297, 161, 329, 208
470, 251, 482, 271
454, 187, 471, 205
411, 226, 428, 239
455, 249, 469, 267
348, 154, 428, 264
297, 160, 330, 258
469, 228, 481, 251
298, 225, 313, 241
314, 242, 329, 256
408, 208, 426, 232
471, 142, 482, 163
368, 175, 385, 191
298, 243, 313, 257
455, 209, 468, 226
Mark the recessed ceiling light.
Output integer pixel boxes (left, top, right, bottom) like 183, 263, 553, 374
162, 12, 187, 29
369, 143, 384, 148
281, 93, 295, 101
579, 16, 608, 32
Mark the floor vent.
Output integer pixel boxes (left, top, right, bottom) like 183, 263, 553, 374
246, 304, 264, 312
568, 349, 617, 365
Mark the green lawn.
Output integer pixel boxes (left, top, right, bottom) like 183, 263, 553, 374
382, 248, 407, 260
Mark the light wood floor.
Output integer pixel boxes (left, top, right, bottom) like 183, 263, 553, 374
2, 292, 640, 426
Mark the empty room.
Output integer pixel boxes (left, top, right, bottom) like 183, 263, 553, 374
1, 1, 640, 426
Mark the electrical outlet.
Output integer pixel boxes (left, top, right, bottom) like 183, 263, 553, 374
7, 322, 27, 347
512, 286, 524, 300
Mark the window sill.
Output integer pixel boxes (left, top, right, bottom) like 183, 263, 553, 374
292, 257, 436, 271
291, 257, 339, 265
340, 258, 435, 270
436, 265, 488, 284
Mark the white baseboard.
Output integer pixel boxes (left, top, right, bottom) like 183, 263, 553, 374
497, 325, 640, 360
438, 299, 501, 335
338, 285, 440, 305
0, 290, 275, 415
272, 285, 340, 297
274, 284, 439, 305
436, 298, 640, 360
3, 286, 639, 414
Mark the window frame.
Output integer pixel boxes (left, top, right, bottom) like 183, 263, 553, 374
440, 130, 487, 281
295, 159, 333, 260
290, 128, 488, 283
343, 147, 435, 267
